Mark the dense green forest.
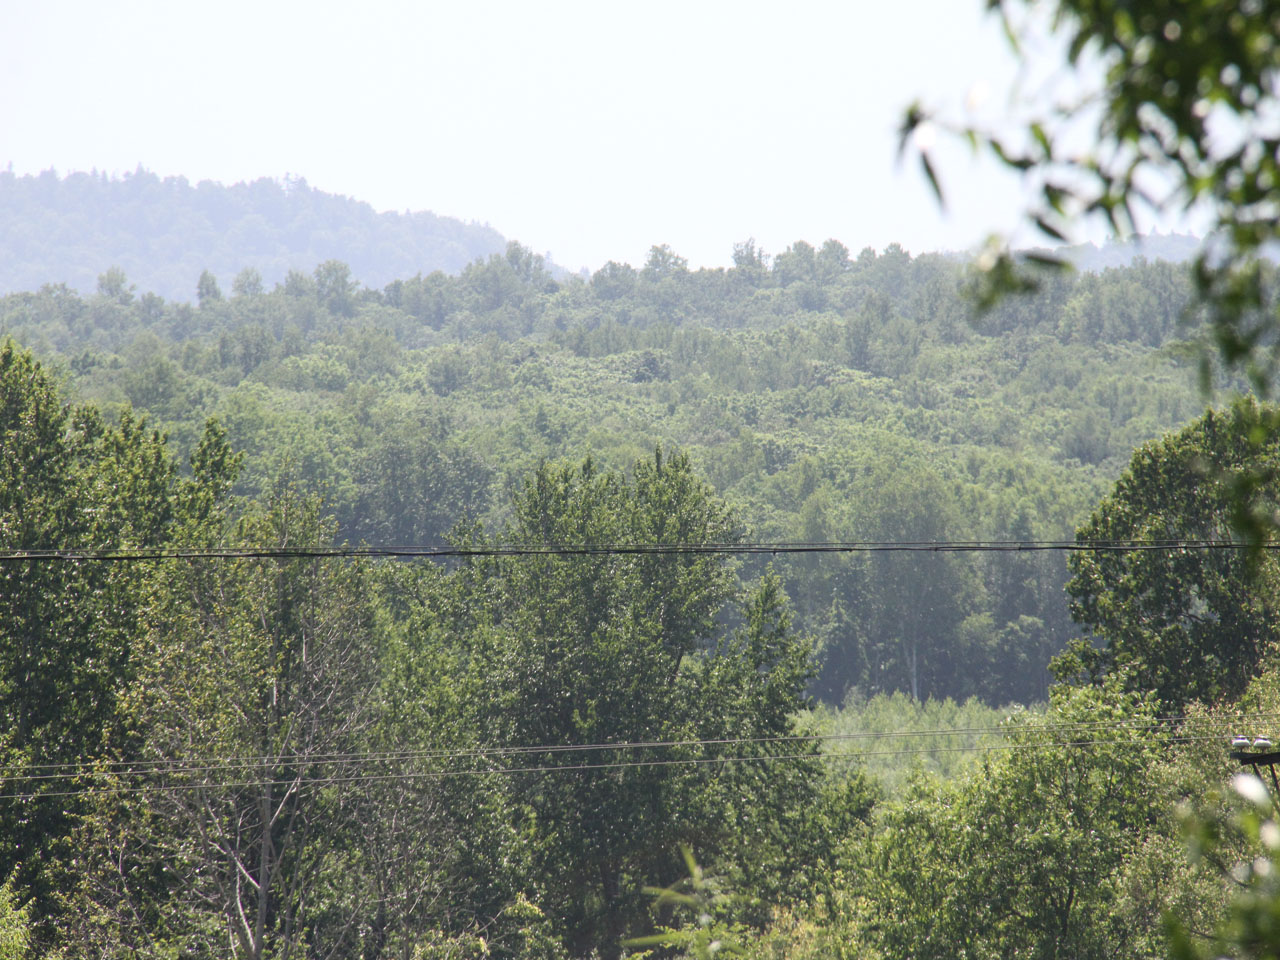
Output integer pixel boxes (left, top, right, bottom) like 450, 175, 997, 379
3, 227, 1280, 958
1, 237, 1210, 704
13, 0, 1280, 950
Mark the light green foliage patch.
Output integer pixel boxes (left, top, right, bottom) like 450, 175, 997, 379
811, 690, 1032, 791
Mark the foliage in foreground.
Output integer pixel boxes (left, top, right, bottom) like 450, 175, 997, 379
0, 344, 859, 958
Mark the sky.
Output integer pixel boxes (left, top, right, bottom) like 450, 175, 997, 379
3, 0, 1098, 273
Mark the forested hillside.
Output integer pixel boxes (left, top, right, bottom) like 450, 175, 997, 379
0, 168, 512, 300
13, 0, 1280, 950
5, 229, 1280, 959
2, 240, 1209, 704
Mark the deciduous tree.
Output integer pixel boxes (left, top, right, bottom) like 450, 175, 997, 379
78, 486, 385, 958
0, 341, 235, 936
1058, 399, 1280, 707
446, 450, 824, 956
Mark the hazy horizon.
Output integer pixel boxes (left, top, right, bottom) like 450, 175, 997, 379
3, 0, 1061, 274
0, 163, 1206, 305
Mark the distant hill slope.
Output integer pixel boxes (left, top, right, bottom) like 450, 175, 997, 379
0, 168, 511, 300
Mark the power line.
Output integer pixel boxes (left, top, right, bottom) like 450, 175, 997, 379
2, 716, 1263, 790
0, 731, 1243, 801
0, 538, 1274, 563
10, 711, 1270, 778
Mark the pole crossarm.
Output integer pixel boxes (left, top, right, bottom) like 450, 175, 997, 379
1231, 750, 1280, 797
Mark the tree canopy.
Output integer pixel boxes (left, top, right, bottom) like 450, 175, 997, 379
1059, 399, 1280, 708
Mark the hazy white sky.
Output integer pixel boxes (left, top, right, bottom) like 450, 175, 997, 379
4, 0, 1062, 273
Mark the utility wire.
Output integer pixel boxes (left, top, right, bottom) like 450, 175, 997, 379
0, 732, 1244, 801
0, 538, 1274, 563
9, 711, 1272, 778
0, 722, 1261, 791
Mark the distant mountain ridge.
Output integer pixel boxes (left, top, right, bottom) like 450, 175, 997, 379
0, 168, 512, 301
1053, 232, 1203, 272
